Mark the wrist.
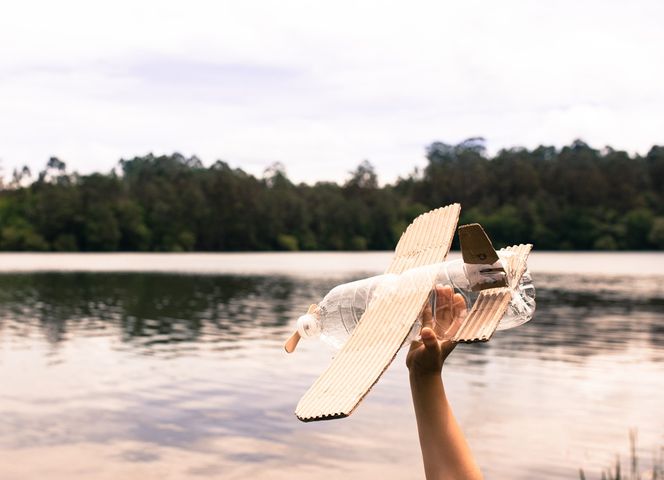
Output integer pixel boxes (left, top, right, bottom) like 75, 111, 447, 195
409, 370, 445, 401
409, 369, 443, 385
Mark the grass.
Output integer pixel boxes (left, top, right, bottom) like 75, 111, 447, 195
579, 429, 663, 480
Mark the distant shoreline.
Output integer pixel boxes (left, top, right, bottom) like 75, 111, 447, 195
0, 251, 661, 277
2, 143, 663, 253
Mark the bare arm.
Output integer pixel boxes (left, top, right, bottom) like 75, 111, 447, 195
406, 286, 483, 480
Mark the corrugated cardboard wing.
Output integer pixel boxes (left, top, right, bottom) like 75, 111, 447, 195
385, 204, 461, 274
295, 204, 460, 421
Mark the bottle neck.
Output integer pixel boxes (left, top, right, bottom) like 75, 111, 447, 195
296, 313, 321, 338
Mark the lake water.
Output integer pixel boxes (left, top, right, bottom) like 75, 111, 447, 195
0, 252, 662, 479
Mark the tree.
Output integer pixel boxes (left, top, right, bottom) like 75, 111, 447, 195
0, 141, 661, 252
346, 160, 378, 189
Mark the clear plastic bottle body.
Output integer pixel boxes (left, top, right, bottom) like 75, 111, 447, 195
296, 254, 535, 350
317, 274, 393, 349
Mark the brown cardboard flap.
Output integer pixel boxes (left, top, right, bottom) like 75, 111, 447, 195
458, 223, 500, 265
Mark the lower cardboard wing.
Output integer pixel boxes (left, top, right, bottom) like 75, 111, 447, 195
295, 270, 437, 422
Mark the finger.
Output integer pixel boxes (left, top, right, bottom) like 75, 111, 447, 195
420, 327, 440, 354
435, 284, 453, 307
442, 293, 467, 339
453, 292, 467, 316
441, 339, 457, 359
408, 337, 421, 354
434, 285, 453, 319
434, 285, 454, 334
420, 293, 434, 330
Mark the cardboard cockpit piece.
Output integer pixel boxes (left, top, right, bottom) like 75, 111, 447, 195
289, 204, 533, 422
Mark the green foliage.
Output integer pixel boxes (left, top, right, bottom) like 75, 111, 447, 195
277, 234, 299, 251
0, 142, 662, 251
84, 206, 120, 251
0, 221, 49, 251
52, 234, 78, 251
594, 235, 619, 250
349, 235, 368, 251
648, 218, 664, 249
620, 209, 654, 249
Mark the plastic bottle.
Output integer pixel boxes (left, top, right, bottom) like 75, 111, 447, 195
295, 252, 535, 350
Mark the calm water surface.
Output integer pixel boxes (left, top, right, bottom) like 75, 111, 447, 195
0, 252, 662, 479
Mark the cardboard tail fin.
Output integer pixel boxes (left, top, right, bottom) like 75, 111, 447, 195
458, 223, 499, 264
458, 223, 507, 291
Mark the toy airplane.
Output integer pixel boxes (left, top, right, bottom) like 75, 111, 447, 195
285, 204, 533, 422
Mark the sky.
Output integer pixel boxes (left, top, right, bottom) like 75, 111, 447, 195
1, 0, 663, 185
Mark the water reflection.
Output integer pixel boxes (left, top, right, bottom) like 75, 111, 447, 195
0, 273, 336, 349
0, 268, 662, 479
1, 272, 661, 360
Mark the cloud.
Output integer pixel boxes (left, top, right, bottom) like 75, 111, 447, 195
0, 0, 662, 184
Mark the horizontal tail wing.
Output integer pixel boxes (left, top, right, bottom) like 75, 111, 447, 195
451, 288, 511, 343
452, 243, 533, 343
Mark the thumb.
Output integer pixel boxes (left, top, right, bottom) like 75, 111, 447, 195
420, 327, 440, 353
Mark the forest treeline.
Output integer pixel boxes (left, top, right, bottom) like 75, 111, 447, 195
0, 138, 663, 251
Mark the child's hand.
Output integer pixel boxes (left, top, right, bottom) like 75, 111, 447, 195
406, 285, 467, 377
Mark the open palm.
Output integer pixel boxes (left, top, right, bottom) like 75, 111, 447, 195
406, 285, 467, 376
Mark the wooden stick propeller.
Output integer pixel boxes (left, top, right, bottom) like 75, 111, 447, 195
284, 304, 317, 353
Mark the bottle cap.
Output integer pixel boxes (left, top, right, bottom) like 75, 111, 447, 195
297, 314, 321, 338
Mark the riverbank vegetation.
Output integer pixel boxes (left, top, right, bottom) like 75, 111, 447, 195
579, 430, 663, 480
0, 139, 662, 251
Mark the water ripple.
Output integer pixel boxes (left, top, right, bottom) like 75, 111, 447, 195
0, 259, 663, 479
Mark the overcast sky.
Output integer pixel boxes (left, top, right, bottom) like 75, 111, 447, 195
1, 0, 662, 184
